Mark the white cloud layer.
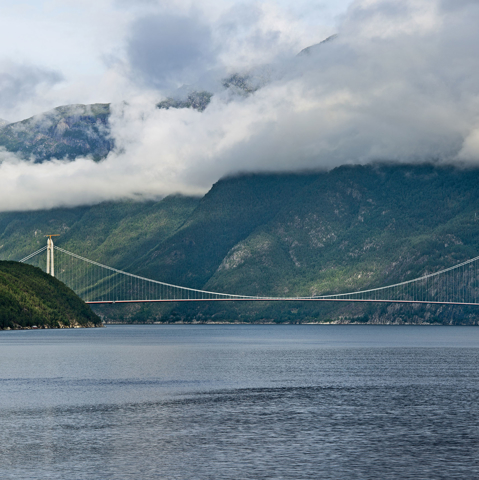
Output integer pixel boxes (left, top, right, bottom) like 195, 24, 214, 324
0, 0, 479, 211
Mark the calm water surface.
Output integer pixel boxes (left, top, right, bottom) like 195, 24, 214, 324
1, 325, 479, 479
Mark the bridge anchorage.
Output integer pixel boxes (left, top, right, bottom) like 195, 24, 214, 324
19, 238, 479, 306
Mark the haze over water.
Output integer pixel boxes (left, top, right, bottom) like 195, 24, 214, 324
1, 325, 479, 479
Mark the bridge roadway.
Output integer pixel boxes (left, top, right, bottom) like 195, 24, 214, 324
86, 299, 479, 306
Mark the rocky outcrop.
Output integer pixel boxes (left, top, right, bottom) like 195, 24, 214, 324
0, 104, 113, 162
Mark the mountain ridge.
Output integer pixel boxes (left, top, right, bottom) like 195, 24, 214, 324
1, 164, 478, 325
0, 103, 112, 162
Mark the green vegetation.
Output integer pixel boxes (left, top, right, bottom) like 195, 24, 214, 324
2, 164, 479, 325
0, 261, 101, 330
0, 195, 200, 269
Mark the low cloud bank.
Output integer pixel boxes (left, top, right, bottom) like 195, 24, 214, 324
1, 0, 479, 211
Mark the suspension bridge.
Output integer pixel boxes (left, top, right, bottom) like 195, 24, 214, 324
19, 237, 479, 306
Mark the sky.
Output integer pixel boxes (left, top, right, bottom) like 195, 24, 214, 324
0, 0, 478, 211
0, 0, 350, 121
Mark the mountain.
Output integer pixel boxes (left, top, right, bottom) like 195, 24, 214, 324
298, 34, 338, 56
0, 39, 338, 163
157, 91, 213, 112
0, 261, 101, 330
0, 104, 113, 162
0, 195, 199, 270
0, 95, 213, 163
1, 164, 479, 325
0, 95, 215, 162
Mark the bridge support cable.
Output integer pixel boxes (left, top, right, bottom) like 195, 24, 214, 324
19, 246, 48, 263
51, 246, 259, 303
310, 254, 479, 305
16, 243, 479, 305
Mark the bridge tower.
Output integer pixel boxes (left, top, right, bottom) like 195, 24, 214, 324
45, 235, 59, 276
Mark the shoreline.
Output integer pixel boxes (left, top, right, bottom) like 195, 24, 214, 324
1, 323, 103, 331
102, 321, 474, 326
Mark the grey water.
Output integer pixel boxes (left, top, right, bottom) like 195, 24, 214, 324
1, 325, 479, 479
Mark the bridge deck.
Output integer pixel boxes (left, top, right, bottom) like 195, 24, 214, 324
86, 298, 479, 306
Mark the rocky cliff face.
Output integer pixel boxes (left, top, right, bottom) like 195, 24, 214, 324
0, 103, 113, 162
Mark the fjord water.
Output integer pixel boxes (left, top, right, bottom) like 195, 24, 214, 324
1, 326, 479, 479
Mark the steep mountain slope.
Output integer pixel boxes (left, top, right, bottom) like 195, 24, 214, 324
0, 195, 199, 269
0, 104, 112, 162
1, 165, 478, 324
117, 164, 479, 325
206, 165, 479, 296
131, 174, 318, 287
0, 261, 101, 330
186, 165, 479, 325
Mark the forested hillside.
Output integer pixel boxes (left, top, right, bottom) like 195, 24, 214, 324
0, 261, 101, 330
0, 195, 199, 269
1, 164, 479, 325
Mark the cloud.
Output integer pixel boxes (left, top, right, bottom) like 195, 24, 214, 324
126, 13, 216, 90
0, 61, 63, 115
124, 3, 320, 93
0, 145, 205, 212
0, 0, 478, 211
458, 127, 479, 162
110, 0, 479, 178
440, 0, 479, 12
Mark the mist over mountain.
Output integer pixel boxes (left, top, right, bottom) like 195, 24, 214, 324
0, 72, 270, 163
0, 0, 478, 211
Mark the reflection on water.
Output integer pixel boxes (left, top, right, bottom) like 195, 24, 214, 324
1, 325, 479, 479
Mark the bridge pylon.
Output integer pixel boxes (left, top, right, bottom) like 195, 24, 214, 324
45, 235, 59, 276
